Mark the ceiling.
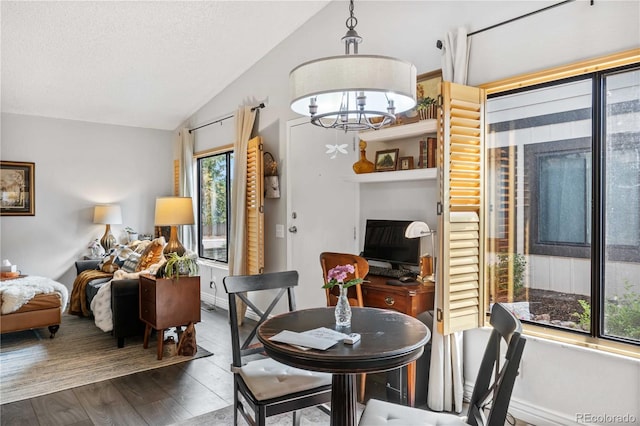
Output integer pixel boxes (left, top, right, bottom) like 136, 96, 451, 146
1, 1, 331, 131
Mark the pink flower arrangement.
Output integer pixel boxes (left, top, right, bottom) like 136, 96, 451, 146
322, 264, 363, 289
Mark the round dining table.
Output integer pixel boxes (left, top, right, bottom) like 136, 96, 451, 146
257, 307, 431, 426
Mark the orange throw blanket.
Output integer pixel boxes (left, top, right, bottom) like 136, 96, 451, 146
68, 270, 113, 317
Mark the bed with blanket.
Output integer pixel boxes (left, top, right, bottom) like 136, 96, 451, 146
0, 276, 69, 338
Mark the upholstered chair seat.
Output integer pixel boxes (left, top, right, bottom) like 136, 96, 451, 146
358, 399, 467, 426
238, 357, 332, 401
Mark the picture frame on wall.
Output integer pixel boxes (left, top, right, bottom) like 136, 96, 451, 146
375, 148, 399, 172
0, 161, 35, 216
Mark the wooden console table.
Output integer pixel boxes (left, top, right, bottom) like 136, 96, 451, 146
361, 274, 434, 406
139, 274, 201, 360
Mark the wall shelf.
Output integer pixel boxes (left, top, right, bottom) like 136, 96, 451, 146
358, 119, 437, 142
345, 167, 436, 183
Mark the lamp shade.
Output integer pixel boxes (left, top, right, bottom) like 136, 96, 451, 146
93, 204, 122, 225
290, 55, 416, 129
154, 197, 194, 226
405, 221, 432, 238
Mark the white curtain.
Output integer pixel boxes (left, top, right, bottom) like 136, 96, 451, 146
228, 106, 257, 323
178, 128, 196, 251
428, 26, 470, 414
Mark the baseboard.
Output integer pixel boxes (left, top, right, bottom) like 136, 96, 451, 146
508, 397, 581, 426
200, 292, 261, 322
463, 381, 579, 425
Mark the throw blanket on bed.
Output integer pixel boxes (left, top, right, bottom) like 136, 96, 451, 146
68, 270, 113, 317
0, 276, 69, 315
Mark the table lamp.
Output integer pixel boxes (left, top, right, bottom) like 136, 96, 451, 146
154, 196, 194, 258
405, 221, 436, 283
93, 204, 123, 252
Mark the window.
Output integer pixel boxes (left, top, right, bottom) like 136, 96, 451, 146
197, 151, 233, 263
485, 60, 640, 346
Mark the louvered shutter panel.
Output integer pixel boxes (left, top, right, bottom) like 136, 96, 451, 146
436, 82, 485, 335
246, 136, 264, 274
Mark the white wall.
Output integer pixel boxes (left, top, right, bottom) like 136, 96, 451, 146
184, 1, 640, 423
0, 113, 173, 289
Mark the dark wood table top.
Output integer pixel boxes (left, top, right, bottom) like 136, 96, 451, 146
257, 307, 431, 374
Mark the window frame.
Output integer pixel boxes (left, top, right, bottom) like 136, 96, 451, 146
481, 48, 640, 355
196, 148, 233, 264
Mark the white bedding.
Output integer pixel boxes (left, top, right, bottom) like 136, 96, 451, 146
0, 276, 69, 314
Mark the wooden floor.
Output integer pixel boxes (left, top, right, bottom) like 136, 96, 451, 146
1, 304, 528, 426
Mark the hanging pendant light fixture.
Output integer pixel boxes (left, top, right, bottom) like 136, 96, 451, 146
289, 0, 416, 131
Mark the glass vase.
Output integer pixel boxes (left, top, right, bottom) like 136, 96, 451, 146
334, 286, 352, 328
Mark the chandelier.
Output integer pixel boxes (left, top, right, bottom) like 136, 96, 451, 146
289, 0, 416, 131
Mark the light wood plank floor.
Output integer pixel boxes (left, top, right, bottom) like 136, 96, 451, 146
1, 304, 527, 425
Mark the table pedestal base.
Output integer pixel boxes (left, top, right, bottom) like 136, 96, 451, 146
331, 373, 357, 426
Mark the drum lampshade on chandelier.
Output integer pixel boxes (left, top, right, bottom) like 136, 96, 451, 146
289, 0, 416, 131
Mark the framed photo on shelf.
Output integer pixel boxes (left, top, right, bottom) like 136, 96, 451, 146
374, 148, 399, 172
399, 156, 414, 170
0, 161, 35, 216
416, 69, 442, 120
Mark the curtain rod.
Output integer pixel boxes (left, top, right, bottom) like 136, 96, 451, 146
188, 102, 266, 133
436, 0, 585, 49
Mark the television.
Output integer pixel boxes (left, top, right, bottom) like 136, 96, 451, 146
361, 219, 420, 268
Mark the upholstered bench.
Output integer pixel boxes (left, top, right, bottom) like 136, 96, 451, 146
0, 276, 69, 338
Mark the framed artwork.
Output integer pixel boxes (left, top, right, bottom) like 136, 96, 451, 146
0, 161, 35, 216
416, 69, 443, 102
375, 149, 399, 172
399, 156, 414, 170
393, 69, 442, 126
416, 69, 442, 120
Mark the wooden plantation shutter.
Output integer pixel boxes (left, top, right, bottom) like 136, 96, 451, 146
436, 82, 485, 335
246, 136, 264, 274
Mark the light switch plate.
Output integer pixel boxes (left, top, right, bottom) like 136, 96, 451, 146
276, 224, 285, 238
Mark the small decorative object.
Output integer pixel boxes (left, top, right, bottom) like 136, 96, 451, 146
0, 161, 35, 216
416, 97, 437, 120
124, 226, 138, 242
322, 264, 363, 328
399, 156, 414, 170
87, 238, 105, 259
374, 148, 400, 172
325, 143, 349, 159
264, 152, 281, 199
177, 323, 197, 356
352, 140, 375, 174
158, 251, 199, 279
163, 336, 177, 357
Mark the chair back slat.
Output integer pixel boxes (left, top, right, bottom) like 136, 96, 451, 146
466, 303, 526, 426
223, 271, 299, 368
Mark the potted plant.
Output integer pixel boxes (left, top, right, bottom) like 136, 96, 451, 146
158, 251, 199, 279
416, 97, 437, 120
124, 227, 138, 243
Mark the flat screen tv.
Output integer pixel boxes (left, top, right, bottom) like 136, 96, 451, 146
361, 219, 420, 267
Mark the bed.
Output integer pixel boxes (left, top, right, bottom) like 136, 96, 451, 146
0, 276, 69, 338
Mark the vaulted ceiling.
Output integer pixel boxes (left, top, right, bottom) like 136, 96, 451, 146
1, 1, 330, 130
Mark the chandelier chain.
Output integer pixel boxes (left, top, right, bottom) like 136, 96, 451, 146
346, 0, 357, 30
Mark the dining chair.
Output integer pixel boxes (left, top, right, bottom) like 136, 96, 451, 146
358, 303, 526, 426
319, 251, 368, 402
223, 271, 332, 426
